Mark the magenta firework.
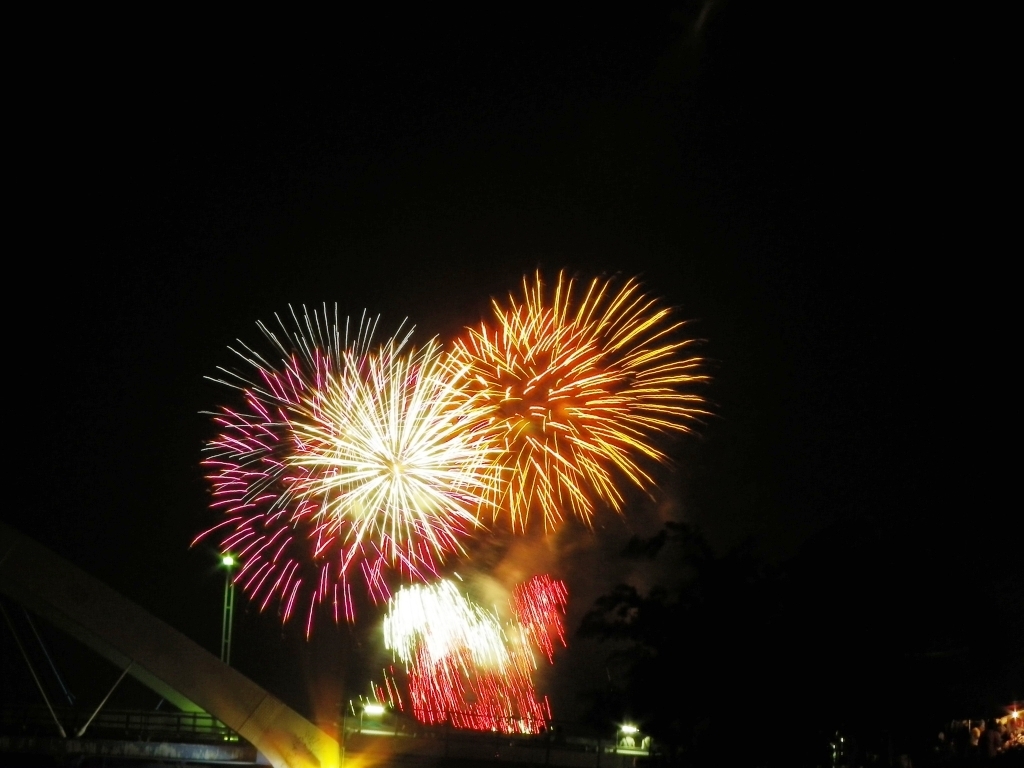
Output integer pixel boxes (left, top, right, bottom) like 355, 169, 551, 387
194, 305, 503, 633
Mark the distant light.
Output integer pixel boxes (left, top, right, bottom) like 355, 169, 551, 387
221, 555, 235, 567
364, 703, 385, 717
1012, 710, 1020, 719
620, 724, 638, 735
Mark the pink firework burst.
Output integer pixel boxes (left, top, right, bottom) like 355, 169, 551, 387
194, 305, 503, 633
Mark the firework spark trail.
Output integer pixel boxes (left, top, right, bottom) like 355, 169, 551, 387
512, 574, 568, 664
194, 305, 504, 632
372, 666, 406, 712
384, 581, 509, 677
382, 576, 566, 733
448, 270, 709, 531
406, 646, 550, 732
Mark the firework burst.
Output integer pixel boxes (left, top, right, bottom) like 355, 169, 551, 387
448, 271, 709, 531
381, 576, 567, 734
194, 305, 503, 632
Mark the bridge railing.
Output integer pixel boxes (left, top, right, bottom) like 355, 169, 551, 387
342, 712, 652, 766
1, 705, 240, 743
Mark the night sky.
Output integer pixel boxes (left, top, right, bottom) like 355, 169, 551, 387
5, 5, 1018, 761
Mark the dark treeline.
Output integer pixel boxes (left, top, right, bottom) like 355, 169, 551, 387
576, 519, 1023, 767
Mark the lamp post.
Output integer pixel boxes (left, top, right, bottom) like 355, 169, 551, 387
220, 554, 236, 666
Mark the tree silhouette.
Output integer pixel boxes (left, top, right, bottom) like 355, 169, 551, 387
578, 521, 784, 765
578, 513, 1024, 767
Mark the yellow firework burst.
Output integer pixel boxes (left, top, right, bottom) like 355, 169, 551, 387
287, 337, 504, 576
448, 271, 709, 531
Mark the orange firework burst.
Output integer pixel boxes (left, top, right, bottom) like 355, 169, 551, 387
449, 271, 708, 531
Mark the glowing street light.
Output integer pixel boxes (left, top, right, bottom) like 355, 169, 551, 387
220, 554, 235, 665
617, 723, 639, 749
617, 723, 651, 752
358, 702, 387, 733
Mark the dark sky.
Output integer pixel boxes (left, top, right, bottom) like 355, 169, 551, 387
4, 3, 1016, 744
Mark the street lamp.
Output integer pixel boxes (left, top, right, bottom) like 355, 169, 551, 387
220, 554, 236, 666
618, 723, 641, 750
359, 702, 386, 733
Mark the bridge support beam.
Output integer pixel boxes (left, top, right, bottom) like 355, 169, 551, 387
0, 522, 340, 768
